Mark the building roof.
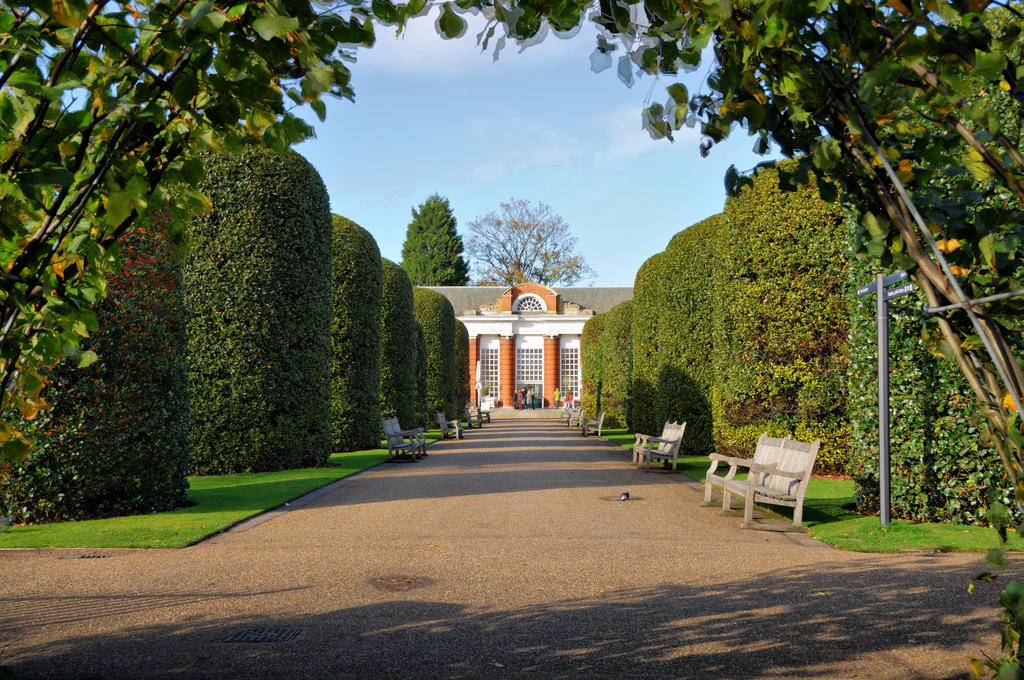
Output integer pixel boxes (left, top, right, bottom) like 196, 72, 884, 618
422, 286, 634, 316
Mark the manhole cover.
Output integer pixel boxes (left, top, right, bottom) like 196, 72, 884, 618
58, 553, 108, 559
218, 628, 307, 644
369, 576, 434, 592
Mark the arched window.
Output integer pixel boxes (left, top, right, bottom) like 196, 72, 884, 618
513, 295, 546, 313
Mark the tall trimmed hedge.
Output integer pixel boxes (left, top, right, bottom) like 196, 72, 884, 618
184, 148, 332, 473
380, 259, 419, 427
1, 216, 189, 523
580, 313, 606, 417
712, 163, 849, 468
847, 244, 1010, 524
413, 287, 457, 420
455, 321, 470, 415
630, 251, 669, 435
599, 301, 633, 428
651, 216, 723, 454
331, 215, 383, 451
415, 322, 428, 427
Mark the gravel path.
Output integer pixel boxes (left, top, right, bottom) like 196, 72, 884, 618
0, 419, 1016, 679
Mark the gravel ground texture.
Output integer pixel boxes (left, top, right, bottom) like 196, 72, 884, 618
1, 419, 1018, 679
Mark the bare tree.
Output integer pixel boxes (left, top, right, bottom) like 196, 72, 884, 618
465, 199, 596, 285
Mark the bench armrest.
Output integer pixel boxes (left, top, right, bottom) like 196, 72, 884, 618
763, 466, 804, 479
643, 435, 677, 446
708, 454, 756, 468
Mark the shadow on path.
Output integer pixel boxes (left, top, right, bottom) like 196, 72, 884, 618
7, 558, 1003, 679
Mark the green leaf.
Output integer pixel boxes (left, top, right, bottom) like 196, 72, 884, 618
106, 189, 132, 226
436, 3, 467, 39
172, 76, 199, 106
863, 212, 889, 239
372, 0, 400, 24
1, 437, 31, 465
50, 0, 88, 26
811, 137, 842, 171
667, 83, 688, 104
253, 13, 299, 41
980, 233, 996, 270
973, 48, 1007, 80
21, 164, 74, 186
77, 350, 98, 368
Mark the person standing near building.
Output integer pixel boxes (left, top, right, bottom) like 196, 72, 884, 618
553, 386, 561, 408
527, 387, 535, 410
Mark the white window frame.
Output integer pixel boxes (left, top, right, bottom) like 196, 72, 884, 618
513, 294, 547, 313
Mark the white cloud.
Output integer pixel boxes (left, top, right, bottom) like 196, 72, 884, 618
444, 120, 585, 183
591, 105, 701, 161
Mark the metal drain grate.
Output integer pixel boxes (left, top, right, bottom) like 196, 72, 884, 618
369, 576, 434, 592
58, 553, 108, 559
218, 628, 307, 644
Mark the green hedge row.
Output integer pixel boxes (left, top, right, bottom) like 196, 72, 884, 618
415, 322, 428, 427
713, 163, 849, 468
630, 216, 721, 454
413, 288, 457, 422
331, 215, 383, 452
581, 314, 606, 417
599, 301, 633, 428
380, 259, 421, 428
629, 251, 668, 435
1, 215, 189, 522
184, 147, 332, 473
455, 321, 470, 415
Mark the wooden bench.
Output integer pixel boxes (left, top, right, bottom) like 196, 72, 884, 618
632, 421, 681, 464
634, 421, 686, 471
382, 417, 425, 461
560, 407, 583, 427
437, 411, 463, 440
464, 405, 483, 428
580, 411, 605, 437
702, 433, 820, 530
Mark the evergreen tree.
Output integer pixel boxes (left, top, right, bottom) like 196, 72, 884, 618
401, 194, 470, 286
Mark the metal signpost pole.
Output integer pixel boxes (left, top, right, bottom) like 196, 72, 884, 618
857, 270, 912, 527
876, 274, 891, 526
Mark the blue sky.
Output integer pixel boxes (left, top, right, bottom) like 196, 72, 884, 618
295, 14, 776, 286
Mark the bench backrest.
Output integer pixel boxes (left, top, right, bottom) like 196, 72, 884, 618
381, 418, 403, 446
751, 433, 820, 495
654, 421, 681, 451
437, 411, 454, 432
657, 421, 686, 453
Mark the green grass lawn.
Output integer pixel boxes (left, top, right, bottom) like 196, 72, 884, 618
602, 428, 1024, 553
0, 430, 444, 550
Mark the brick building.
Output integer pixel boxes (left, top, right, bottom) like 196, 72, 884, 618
423, 283, 633, 408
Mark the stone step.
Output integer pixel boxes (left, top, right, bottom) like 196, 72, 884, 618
487, 407, 565, 419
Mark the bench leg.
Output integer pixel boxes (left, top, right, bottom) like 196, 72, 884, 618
743, 485, 756, 525
721, 486, 733, 513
